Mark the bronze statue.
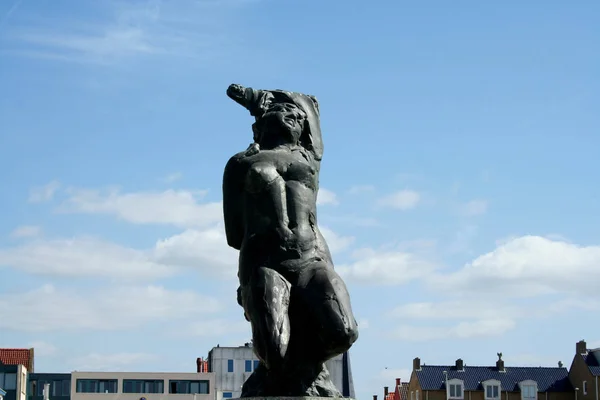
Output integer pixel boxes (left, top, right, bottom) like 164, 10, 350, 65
223, 84, 359, 397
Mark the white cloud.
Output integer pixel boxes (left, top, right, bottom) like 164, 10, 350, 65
153, 227, 238, 279
317, 188, 339, 206
319, 226, 355, 254
28, 341, 57, 357
348, 185, 375, 194
11, 0, 249, 65
160, 172, 183, 183
0, 284, 221, 332
10, 225, 42, 238
0, 223, 243, 280
0, 236, 173, 280
59, 187, 221, 228
428, 235, 600, 297
70, 352, 157, 371
460, 199, 488, 216
28, 181, 60, 203
377, 190, 420, 210
391, 318, 516, 341
336, 248, 437, 285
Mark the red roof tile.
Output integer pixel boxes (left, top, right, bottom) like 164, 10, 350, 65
0, 348, 34, 372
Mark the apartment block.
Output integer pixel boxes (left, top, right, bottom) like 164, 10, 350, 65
70, 372, 215, 400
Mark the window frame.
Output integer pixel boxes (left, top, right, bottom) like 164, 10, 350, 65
122, 379, 165, 394
245, 360, 252, 372
168, 380, 210, 395
75, 379, 118, 394
483, 379, 501, 400
583, 381, 588, 395
223, 392, 233, 398
447, 379, 464, 400
227, 359, 234, 373
518, 380, 538, 400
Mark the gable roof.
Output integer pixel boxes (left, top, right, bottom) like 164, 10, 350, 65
415, 365, 571, 392
582, 351, 600, 376
0, 349, 34, 372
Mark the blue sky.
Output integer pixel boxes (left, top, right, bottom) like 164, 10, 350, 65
1, 0, 599, 398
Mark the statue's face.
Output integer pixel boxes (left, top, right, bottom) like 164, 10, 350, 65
253, 103, 305, 147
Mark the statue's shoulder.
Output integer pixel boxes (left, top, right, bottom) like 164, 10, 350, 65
224, 151, 249, 177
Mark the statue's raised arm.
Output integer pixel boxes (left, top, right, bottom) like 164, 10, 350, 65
226, 83, 323, 161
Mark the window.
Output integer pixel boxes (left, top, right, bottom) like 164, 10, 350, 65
416, 390, 420, 400
485, 385, 500, 399
253, 360, 259, 370
123, 380, 164, 394
51, 380, 71, 396
223, 393, 233, 398
4, 374, 17, 390
519, 381, 538, 400
29, 380, 37, 396
227, 359, 234, 372
521, 385, 536, 399
76, 379, 117, 393
448, 379, 464, 399
168, 380, 209, 394
449, 384, 463, 398
583, 381, 588, 395
411, 391, 414, 400
245, 360, 252, 372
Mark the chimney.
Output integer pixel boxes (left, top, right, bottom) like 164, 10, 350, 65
196, 357, 202, 372
496, 353, 505, 372
374, 395, 378, 400
577, 340, 587, 354
396, 378, 401, 387
385, 387, 389, 397
455, 359, 464, 371
413, 357, 421, 371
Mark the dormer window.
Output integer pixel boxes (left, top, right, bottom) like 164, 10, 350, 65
483, 380, 501, 400
519, 380, 538, 400
447, 379, 464, 400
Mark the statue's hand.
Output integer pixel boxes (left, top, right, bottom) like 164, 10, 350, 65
244, 142, 260, 156
227, 84, 246, 103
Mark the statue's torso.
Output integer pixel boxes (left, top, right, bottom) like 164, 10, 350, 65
233, 147, 332, 282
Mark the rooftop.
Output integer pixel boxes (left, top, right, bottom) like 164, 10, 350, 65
415, 364, 571, 392
0, 349, 34, 372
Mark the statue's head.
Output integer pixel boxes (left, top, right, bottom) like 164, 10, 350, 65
252, 102, 307, 148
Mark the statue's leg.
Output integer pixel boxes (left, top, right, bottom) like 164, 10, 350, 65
240, 267, 291, 396
299, 265, 359, 362
278, 264, 358, 397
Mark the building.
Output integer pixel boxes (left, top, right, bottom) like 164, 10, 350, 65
0, 349, 33, 400
567, 340, 600, 400
407, 354, 573, 400
70, 371, 215, 400
0, 365, 28, 400
206, 343, 355, 399
0, 350, 34, 374
382, 378, 409, 400
1, 387, 7, 400
28, 373, 71, 400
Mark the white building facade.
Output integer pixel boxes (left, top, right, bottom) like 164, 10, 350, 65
207, 344, 354, 399
70, 372, 215, 400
